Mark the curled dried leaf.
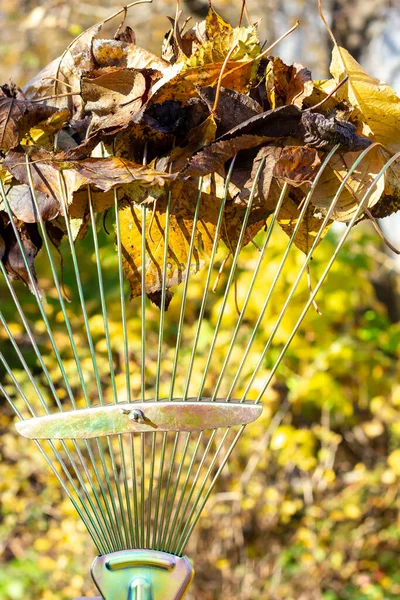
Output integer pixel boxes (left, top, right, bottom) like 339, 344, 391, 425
274, 146, 321, 187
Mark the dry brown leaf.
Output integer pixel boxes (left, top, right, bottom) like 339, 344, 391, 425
23, 23, 103, 116
151, 59, 260, 105
170, 114, 217, 172
119, 180, 221, 299
4, 150, 174, 219
182, 134, 275, 178
274, 146, 321, 187
0, 94, 58, 153
81, 67, 161, 134
309, 145, 385, 221
6, 184, 60, 222
266, 57, 314, 109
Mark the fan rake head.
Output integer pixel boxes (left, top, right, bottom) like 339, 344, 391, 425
0, 141, 397, 599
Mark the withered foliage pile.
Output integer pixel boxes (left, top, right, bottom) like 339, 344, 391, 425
1, 3, 400, 307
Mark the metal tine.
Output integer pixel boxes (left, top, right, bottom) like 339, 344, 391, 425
196, 157, 267, 401
140, 202, 147, 547
254, 150, 400, 404
166, 429, 220, 554
224, 145, 340, 402
169, 178, 203, 400
182, 157, 237, 401
0, 315, 49, 415
25, 157, 91, 410
151, 190, 176, 547
240, 142, 382, 402
158, 432, 192, 550
1, 367, 112, 552
57, 172, 127, 549
172, 428, 232, 555
114, 188, 132, 402
164, 432, 205, 552
0, 260, 63, 413
0, 370, 111, 552
114, 184, 138, 546
21, 160, 124, 549
155, 432, 184, 549
210, 183, 289, 402
176, 426, 245, 556
0, 180, 76, 410
88, 189, 133, 548
147, 192, 172, 546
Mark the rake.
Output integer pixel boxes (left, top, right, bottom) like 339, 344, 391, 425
0, 125, 398, 600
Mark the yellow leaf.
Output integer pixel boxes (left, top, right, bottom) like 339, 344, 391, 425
330, 46, 400, 153
119, 182, 221, 300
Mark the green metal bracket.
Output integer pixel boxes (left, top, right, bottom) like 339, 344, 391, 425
90, 550, 194, 600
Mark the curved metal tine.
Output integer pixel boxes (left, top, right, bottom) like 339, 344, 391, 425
166, 429, 219, 554
148, 192, 172, 547
182, 157, 237, 401
0, 260, 63, 413
164, 432, 205, 552
0, 180, 76, 411
88, 189, 133, 548
57, 173, 127, 548
0, 316, 48, 415
114, 179, 138, 547
224, 145, 340, 402
24, 157, 91, 410
171, 428, 232, 555
0, 370, 108, 551
240, 143, 383, 403
196, 157, 267, 401
114, 188, 132, 403
21, 162, 122, 549
169, 178, 203, 401
155, 432, 183, 549
254, 150, 400, 404
209, 183, 288, 402
158, 432, 192, 550
176, 425, 245, 556
140, 203, 147, 547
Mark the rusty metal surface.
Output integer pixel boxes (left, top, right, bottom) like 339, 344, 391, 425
15, 399, 263, 439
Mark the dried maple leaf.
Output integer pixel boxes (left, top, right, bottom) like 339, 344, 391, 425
274, 146, 321, 187
0, 93, 58, 153
119, 180, 221, 300
266, 57, 314, 109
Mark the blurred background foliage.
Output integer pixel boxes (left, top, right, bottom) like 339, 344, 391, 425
1, 1, 400, 599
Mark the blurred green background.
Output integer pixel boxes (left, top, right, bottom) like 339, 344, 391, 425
1, 1, 400, 599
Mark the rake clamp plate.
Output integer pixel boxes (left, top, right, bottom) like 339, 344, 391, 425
15, 399, 262, 440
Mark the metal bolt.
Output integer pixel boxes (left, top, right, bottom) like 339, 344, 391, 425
129, 409, 145, 423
